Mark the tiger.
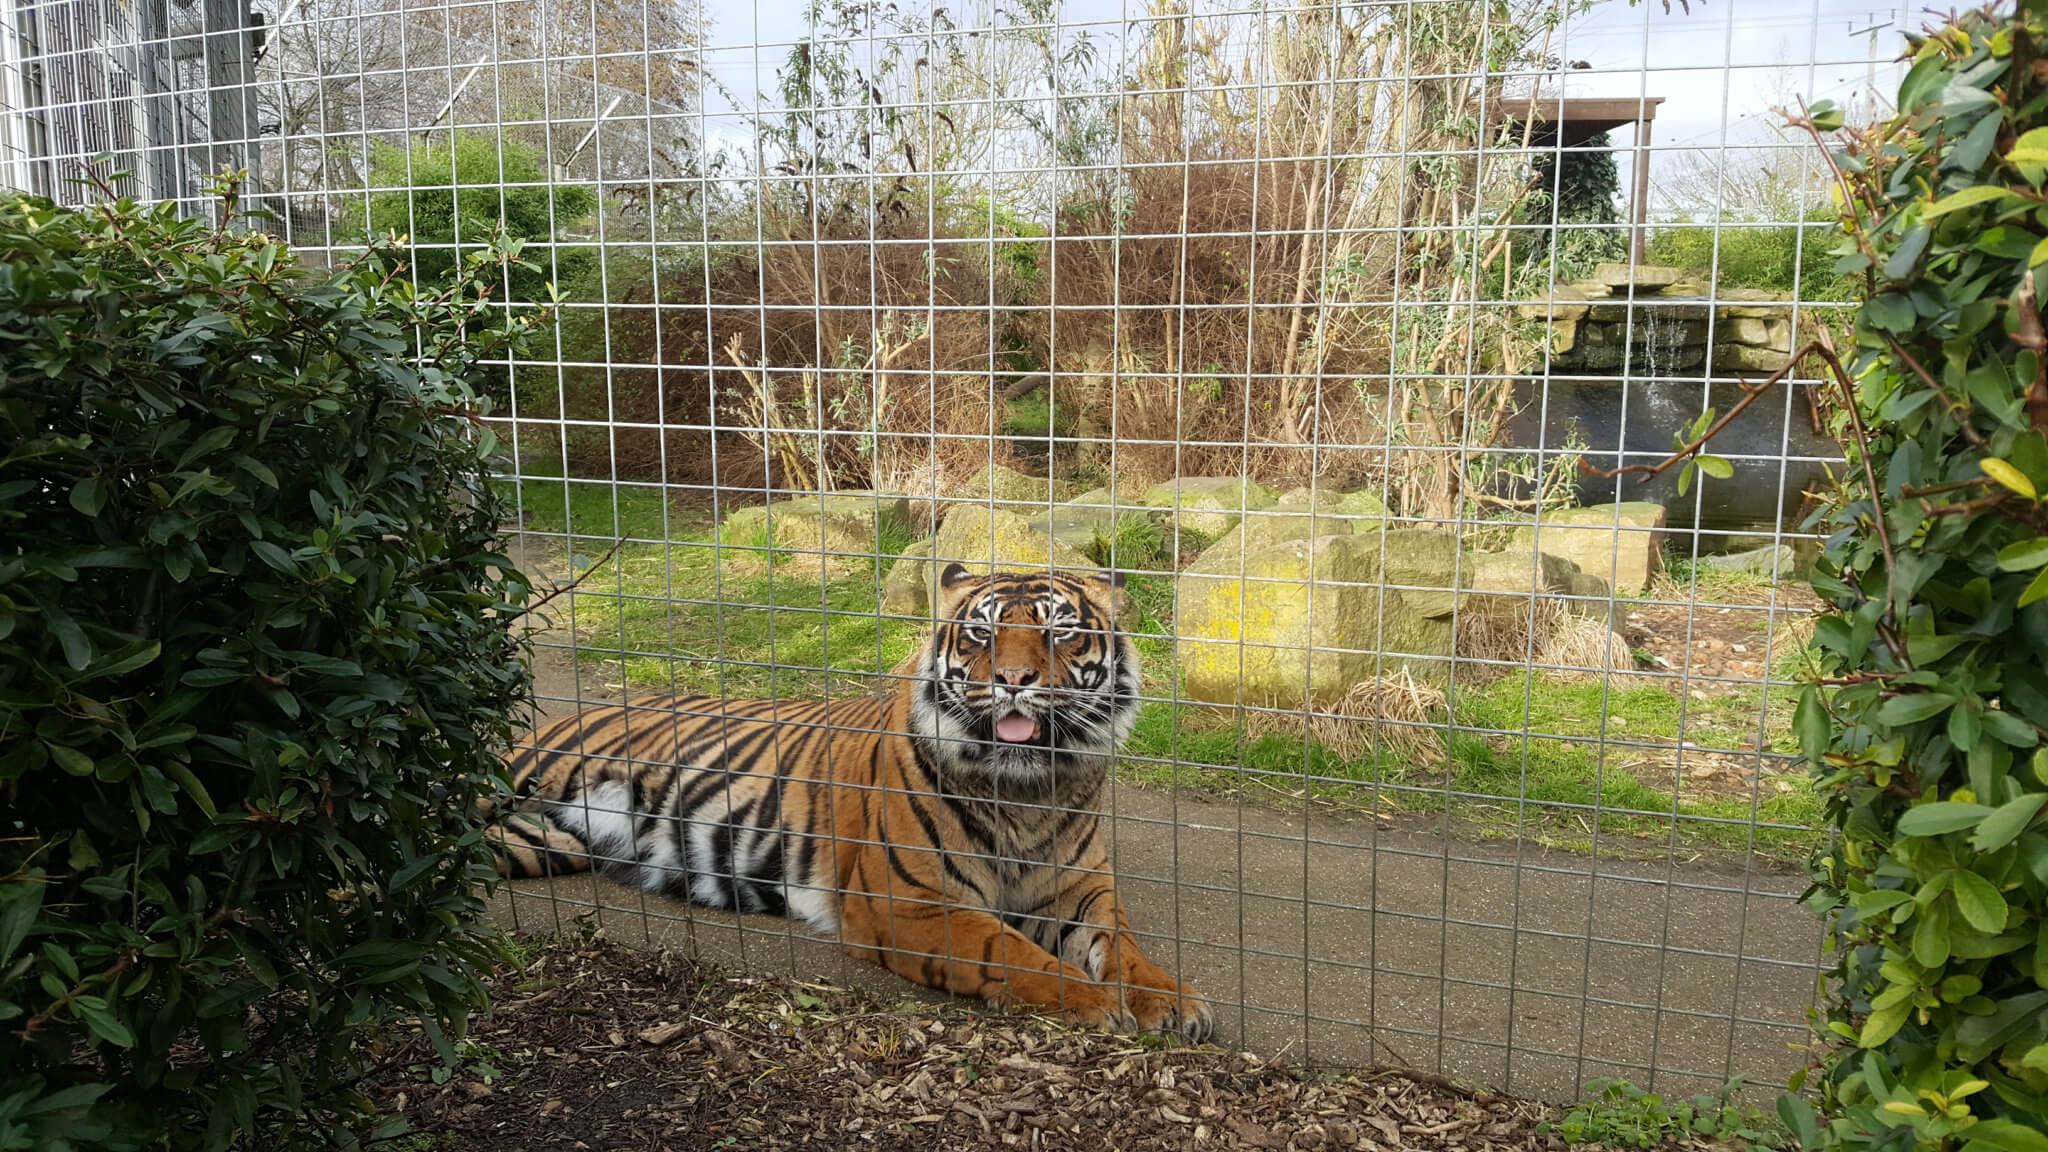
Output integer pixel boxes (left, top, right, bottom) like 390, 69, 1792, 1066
490, 561, 1212, 1039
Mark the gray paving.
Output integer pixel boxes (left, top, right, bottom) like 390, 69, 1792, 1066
498, 654, 1824, 1105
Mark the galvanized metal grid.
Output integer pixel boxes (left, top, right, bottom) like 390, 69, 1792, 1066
3, 0, 1910, 1105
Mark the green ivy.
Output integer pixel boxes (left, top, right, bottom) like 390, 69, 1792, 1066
1525, 131, 1628, 278
0, 181, 539, 1149
1791, 4, 2048, 1151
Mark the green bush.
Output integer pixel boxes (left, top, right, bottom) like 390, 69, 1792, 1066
357, 131, 595, 301
0, 186, 538, 1148
1648, 216, 1853, 298
1790, 5, 2048, 1150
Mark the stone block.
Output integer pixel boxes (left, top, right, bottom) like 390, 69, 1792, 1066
1176, 530, 1462, 707
1143, 476, 1280, 537
959, 463, 1075, 509
1595, 263, 1686, 291
932, 503, 1096, 578
1712, 343, 1793, 373
1196, 490, 1390, 568
720, 491, 912, 580
1719, 316, 1792, 349
1461, 547, 1612, 618
1021, 503, 1122, 557
1510, 502, 1666, 595
1715, 288, 1794, 319
881, 538, 936, 615
1588, 301, 1712, 323
1699, 543, 1813, 582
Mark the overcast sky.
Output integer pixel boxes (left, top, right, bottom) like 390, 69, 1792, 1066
687, 0, 1915, 218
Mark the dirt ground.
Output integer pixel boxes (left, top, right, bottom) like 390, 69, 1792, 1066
1615, 573, 1824, 797
366, 936, 1718, 1152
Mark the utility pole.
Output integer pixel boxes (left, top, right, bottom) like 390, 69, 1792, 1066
1848, 11, 1897, 124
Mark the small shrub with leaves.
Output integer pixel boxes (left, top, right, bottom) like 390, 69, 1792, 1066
1547, 1078, 1787, 1151
0, 183, 539, 1149
1787, 3, 2048, 1150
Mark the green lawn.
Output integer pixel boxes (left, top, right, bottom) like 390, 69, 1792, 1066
509, 478, 1826, 861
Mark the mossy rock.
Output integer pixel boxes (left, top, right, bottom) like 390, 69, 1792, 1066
881, 538, 937, 616
1175, 529, 1462, 707
1143, 477, 1280, 537
719, 491, 911, 583
1460, 547, 1611, 617
1195, 492, 1390, 569
1020, 504, 1124, 557
1510, 502, 1666, 595
932, 503, 1096, 578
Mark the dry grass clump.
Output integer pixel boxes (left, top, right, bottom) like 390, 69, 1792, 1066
1454, 594, 1570, 681
1237, 672, 1448, 767
1534, 614, 1646, 686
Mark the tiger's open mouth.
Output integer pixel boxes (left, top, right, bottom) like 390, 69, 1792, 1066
993, 711, 1042, 743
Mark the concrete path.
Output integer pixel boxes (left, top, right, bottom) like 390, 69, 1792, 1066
497, 647, 1823, 1105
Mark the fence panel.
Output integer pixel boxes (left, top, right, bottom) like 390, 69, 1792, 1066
5, 0, 1893, 1103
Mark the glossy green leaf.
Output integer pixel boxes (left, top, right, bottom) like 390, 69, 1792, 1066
1996, 538, 2048, 571
67, 474, 106, 516
1973, 794, 2047, 851
2023, 565, 2048, 608
1923, 184, 2015, 217
1952, 869, 2010, 932
1963, 1119, 2048, 1152
1897, 802, 1994, 835
1878, 692, 1959, 725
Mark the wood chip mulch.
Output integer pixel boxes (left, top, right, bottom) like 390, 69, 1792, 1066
363, 935, 1589, 1152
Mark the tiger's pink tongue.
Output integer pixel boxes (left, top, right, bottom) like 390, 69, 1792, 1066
995, 714, 1040, 743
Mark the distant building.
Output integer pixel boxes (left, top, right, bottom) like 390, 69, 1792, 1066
0, 0, 262, 206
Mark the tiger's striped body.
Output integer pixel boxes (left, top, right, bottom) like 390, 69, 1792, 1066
492, 564, 1210, 1038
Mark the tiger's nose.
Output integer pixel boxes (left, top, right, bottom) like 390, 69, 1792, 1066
994, 666, 1039, 687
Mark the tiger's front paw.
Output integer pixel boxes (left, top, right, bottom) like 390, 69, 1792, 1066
1123, 980, 1213, 1042
1025, 985, 1137, 1033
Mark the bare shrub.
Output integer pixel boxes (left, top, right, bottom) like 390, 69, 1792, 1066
535, 0, 1577, 513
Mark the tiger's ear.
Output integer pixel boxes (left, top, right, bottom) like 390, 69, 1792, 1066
1083, 569, 1131, 622
932, 561, 981, 616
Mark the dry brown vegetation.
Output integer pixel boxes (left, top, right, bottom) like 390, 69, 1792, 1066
366, 933, 1605, 1152
516, 0, 1583, 518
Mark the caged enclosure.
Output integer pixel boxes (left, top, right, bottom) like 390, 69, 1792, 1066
0, 0, 1914, 1114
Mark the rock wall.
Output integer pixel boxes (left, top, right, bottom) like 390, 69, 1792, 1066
1508, 264, 1842, 536
1516, 264, 1797, 376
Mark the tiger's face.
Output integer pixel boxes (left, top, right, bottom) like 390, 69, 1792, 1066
911, 563, 1141, 778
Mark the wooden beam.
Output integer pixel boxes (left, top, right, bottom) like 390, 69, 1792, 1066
1493, 96, 1666, 126
1631, 115, 1655, 263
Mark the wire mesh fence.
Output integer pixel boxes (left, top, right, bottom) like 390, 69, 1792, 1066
3, 0, 1903, 1104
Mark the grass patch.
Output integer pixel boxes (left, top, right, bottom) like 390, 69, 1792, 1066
559, 542, 926, 699
503, 457, 701, 543
1113, 676, 1822, 860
